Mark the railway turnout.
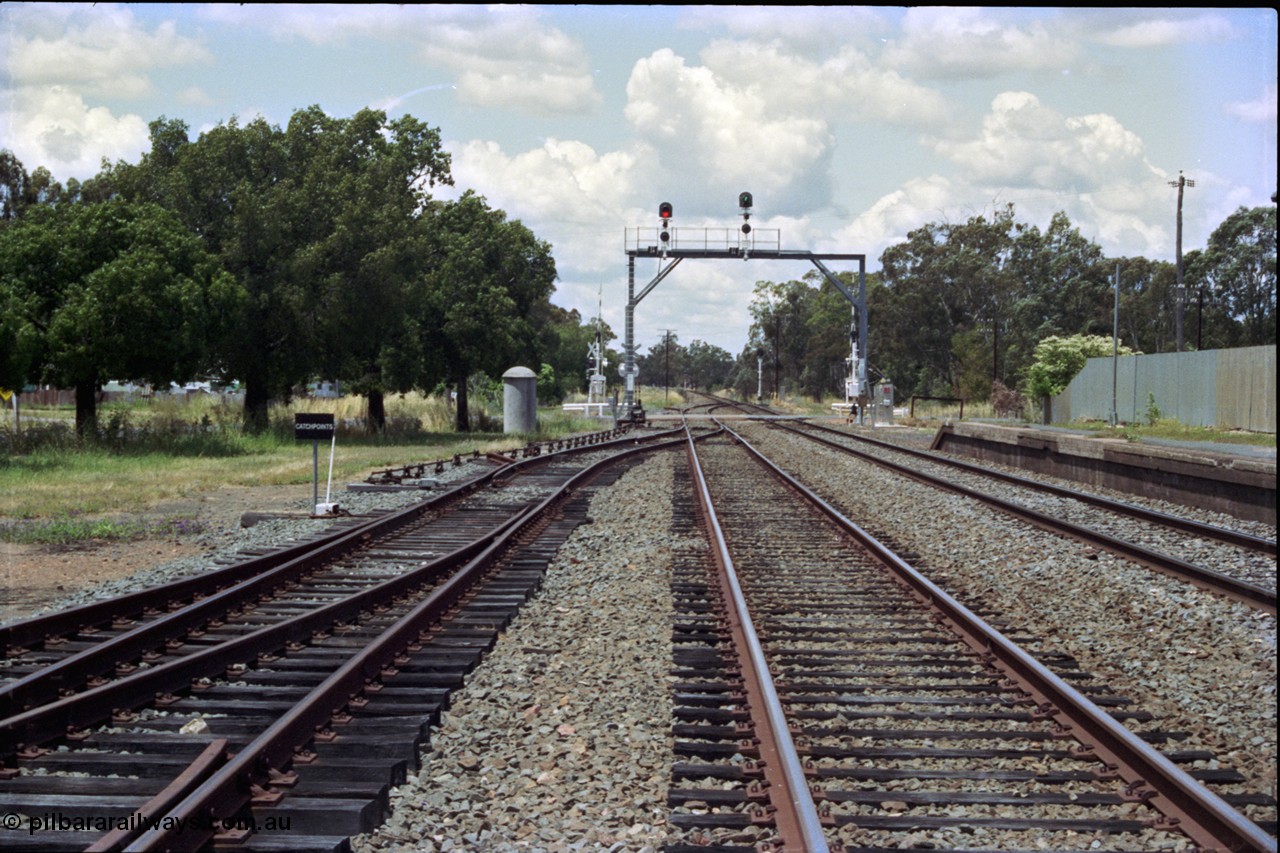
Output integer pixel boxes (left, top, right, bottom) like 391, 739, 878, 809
0, 426, 685, 851
1, 403, 1274, 852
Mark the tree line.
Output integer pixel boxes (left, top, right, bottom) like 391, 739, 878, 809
0, 106, 601, 436
728, 203, 1276, 406
3, 115, 1273, 432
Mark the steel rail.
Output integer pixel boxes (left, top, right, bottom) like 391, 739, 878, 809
763, 420, 1277, 616
0, 508, 519, 753
0, 425, 678, 655
0, 516, 378, 655
82, 738, 230, 852
366, 424, 631, 483
0, 426, 686, 719
715, 418, 1276, 853
121, 432, 693, 852
683, 423, 831, 853
0, 429, 688, 754
797, 418, 1276, 556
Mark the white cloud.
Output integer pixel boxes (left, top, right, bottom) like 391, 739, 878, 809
1097, 13, 1235, 48
932, 92, 1145, 188
831, 91, 1212, 263
677, 6, 887, 52
884, 8, 1075, 79
833, 175, 957, 263
4, 85, 150, 179
0, 4, 208, 179
622, 262, 754, 357
176, 86, 215, 108
193, 4, 448, 45
698, 40, 949, 129
5, 4, 208, 98
450, 137, 644, 274
1225, 84, 1279, 124
625, 48, 833, 214
925, 91, 1188, 257
418, 10, 602, 116
195, 5, 602, 117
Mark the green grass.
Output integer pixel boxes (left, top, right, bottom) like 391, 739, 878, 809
0, 514, 207, 547
0, 394, 604, 531
1062, 419, 1276, 447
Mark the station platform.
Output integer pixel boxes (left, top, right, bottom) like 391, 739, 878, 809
931, 422, 1276, 525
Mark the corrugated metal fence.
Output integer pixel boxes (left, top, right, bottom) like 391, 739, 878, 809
1050, 345, 1276, 433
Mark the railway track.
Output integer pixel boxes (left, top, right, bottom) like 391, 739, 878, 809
669, 420, 1276, 851
746, 418, 1276, 616
671, 393, 1275, 615
798, 418, 1275, 556
3, 399, 1273, 850
0, 426, 686, 851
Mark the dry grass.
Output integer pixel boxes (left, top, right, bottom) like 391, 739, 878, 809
0, 392, 603, 522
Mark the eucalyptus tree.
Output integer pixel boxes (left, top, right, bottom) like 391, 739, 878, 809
1190, 205, 1276, 346
747, 279, 814, 399
875, 206, 1112, 399
0, 152, 69, 223
877, 219, 981, 397
802, 270, 865, 399
0, 151, 32, 224
1108, 256, 1178, 353
683, 340, 735, 391
536, 304, 617, 402
0, 199, 241, 435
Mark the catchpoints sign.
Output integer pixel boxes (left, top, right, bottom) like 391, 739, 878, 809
294, 413, 335, 441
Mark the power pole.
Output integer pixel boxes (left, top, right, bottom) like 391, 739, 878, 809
1169, 171, 1195, 352
661, 329, 676, 404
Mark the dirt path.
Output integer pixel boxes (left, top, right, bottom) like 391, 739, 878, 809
1, 484, 311, 624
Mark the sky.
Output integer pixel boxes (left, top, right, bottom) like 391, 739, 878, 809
2, 5, 1276, 362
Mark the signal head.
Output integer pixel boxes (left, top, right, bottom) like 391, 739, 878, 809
738, 191, 753, 210
659, 201, 673, 220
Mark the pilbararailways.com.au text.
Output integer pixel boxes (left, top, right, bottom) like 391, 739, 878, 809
5, 811, 292, 835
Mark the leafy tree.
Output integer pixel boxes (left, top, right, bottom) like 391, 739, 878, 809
0, 152, 67, 223
1023, 334, 1136, 400
747, 279, 813, 399
729, 344, 766, 400
412, 192, 557, 431
801, 271, 859, 399
1107, 256, 1176, 353
0, 153, 43, 390
878, 220, 977, 397
636, 333, 686, 397
876, 207, 1111, 399
1190, 205, 1276, 346
683, 339, 735, 391
0, 285, 37, 393
295, 108, 453, 431
739, 272, 866, 402
0, 151, 32, 224
534, 304, 617, 403
0, 199, 242, 434
536, 363, 558, 405
124, 108, 452, 432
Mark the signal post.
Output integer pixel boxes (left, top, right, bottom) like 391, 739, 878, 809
621, 195, 869, 421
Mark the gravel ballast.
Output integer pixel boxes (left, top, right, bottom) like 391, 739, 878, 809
734, 421, 1277, 812
4, 423, 1273, 849
352, 451, 678, 852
